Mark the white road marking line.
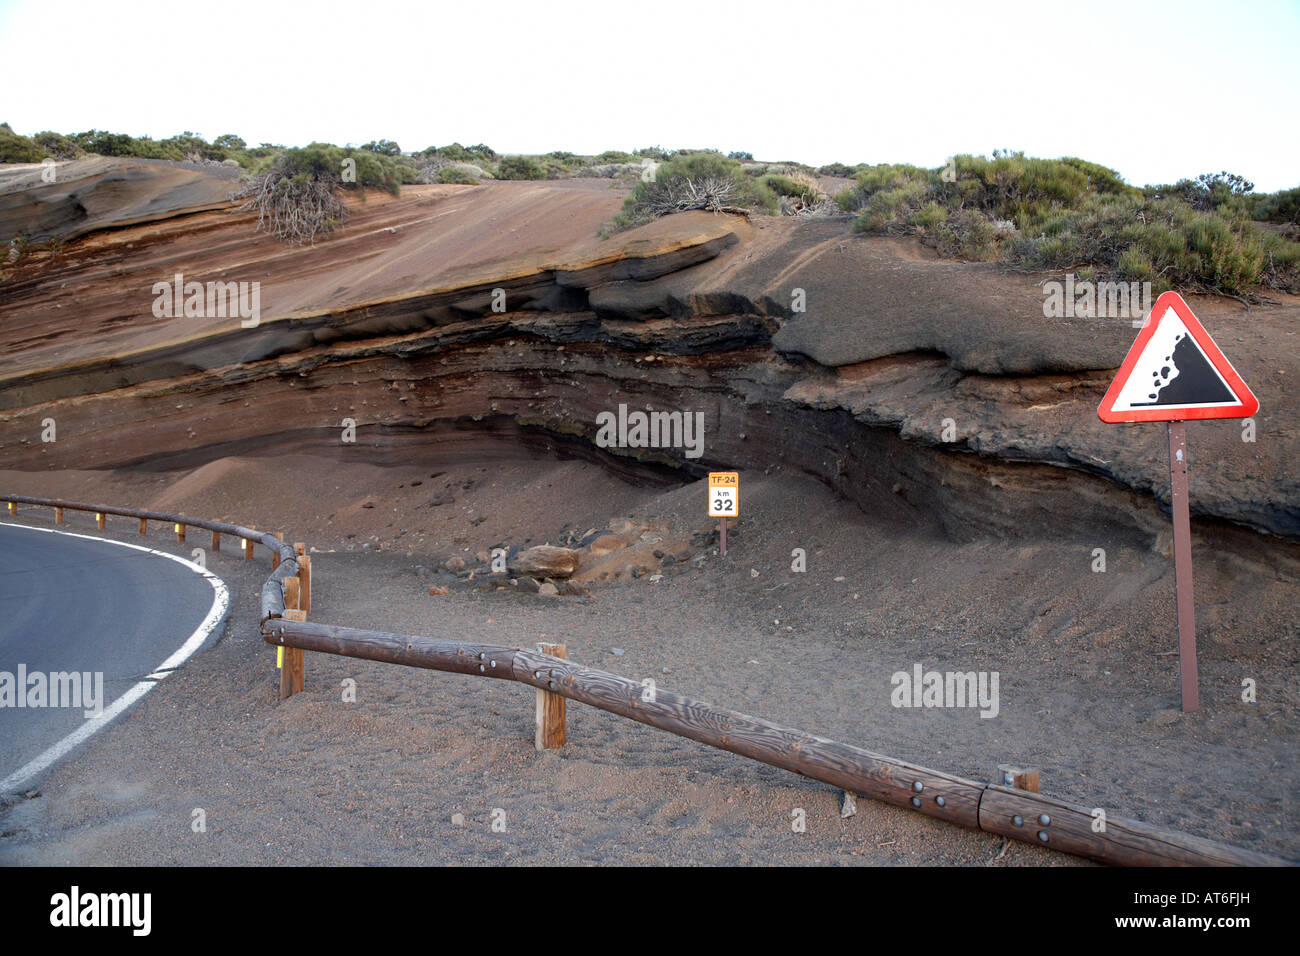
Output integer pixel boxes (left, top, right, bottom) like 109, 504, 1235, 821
0, 522, 230, 793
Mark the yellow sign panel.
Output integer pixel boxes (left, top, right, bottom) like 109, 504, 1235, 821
708, 472, 739, 518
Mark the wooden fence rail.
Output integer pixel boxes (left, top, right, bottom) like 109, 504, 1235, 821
3, 493, 1289, 868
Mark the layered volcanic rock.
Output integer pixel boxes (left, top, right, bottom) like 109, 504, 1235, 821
0, 157, 239, 244
0, 160, 1296, 549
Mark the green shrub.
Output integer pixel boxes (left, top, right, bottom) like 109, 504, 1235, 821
155, 131, 227, 161
0, 124, 46, 163
72, 129, 140, 157
818, 162, 858, 178
233, 143, 409, 243
421, 142, 495, 165
833, 151, 1299, 295
910, 201, 947, 231
494, 155, 546, 180
763, 171, 828, 215
1256, 187, 1300, 225
607, 153, 776, 231
436, 166, 479, 185
31, 130, 80, 160
234, 148, 348, 244
361, 139, 402, 156
765, 173, 822, 203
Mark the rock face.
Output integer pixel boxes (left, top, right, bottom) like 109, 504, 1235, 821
0, 157, 238, 243
0, 161, 1296, 551
508, 546, 580, 579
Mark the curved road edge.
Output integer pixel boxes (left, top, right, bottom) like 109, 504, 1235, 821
0, 523, 230, 794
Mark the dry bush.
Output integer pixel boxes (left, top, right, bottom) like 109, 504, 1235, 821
233, 158, 346, 245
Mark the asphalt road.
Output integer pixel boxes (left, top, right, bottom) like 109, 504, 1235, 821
0, 522, 227, 791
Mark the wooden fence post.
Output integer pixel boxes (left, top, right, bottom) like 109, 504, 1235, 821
96, 512, 105, 530
138, 517, 147, 535
243, 525, 255, 561
5, 501, 14, 515
279, 610, 306, 699
54, 507, 63, 524
534, 642, 567, 750
211, 530, 220, 552
272, 531, 284, 570
175, 522, 185, 543
283, 577, 300, 612
298, 555, 311, 614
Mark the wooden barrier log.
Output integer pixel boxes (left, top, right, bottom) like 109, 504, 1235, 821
535, 643, 567, 750
977, 785, 1282, 867
509, 647, 985, 827
264, 619, 517, 682
261, 568, 291, 621
256, 620, 1289, 864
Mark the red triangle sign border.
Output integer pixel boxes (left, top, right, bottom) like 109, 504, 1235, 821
1097, 291, 1259, 423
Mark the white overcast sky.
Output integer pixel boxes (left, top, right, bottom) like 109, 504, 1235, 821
2, 0, 1297, 190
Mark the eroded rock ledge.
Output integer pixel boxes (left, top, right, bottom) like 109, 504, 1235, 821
0, 166, 1295, 545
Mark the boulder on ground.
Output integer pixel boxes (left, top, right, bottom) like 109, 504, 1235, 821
508, 545, 580, 579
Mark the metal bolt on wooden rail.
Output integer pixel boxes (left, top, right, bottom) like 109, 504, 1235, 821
997, 764, 1041, 793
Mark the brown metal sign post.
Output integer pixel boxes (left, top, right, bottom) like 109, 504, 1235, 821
1098, 292, 1259, 713
1167, 422, 1198, 711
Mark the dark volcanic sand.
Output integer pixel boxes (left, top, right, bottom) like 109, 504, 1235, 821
0, 451, 1295, 865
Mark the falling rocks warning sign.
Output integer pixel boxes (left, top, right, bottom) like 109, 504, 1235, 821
1098, 291, 1259, 423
